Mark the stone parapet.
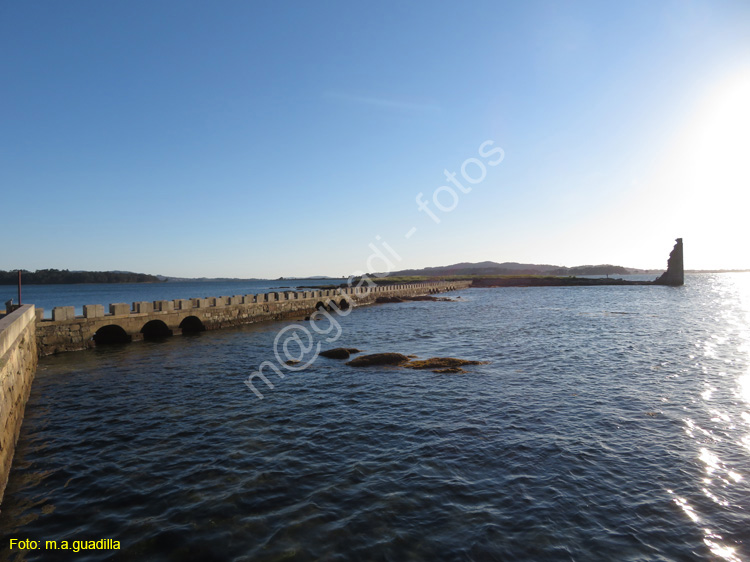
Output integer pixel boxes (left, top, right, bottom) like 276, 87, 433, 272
0, 305, 37, 506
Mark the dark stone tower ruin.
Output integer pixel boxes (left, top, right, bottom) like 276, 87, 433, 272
654, 238, 684, 286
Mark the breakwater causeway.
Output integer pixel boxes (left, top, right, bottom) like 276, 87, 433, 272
35, 281, 469, 357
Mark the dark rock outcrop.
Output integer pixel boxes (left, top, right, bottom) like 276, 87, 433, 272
320, 347, 362, 359
346, 353, 410, 367
654, 238, 684, 286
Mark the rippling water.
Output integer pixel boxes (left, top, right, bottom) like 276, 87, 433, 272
2, 274, 749, 561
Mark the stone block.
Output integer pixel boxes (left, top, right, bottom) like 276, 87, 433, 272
244, 294, 256, 304
134, 301, 152, 314
110, 303, 130, 316
255, 294, 266, 303
229, 296, 242, 305
83, 304, 105, 319
52, 306, 75, 321
35, 308, 44, 322
154, 300, 174, 312
174, 299, 190, 310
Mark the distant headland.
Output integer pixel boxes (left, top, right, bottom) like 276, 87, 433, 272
0, 269, 164, 285
351, 239, 689, 288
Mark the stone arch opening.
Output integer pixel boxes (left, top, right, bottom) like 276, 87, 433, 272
141, 320, 173, 340
93, 324, 131, 346
315, 301, 326, 310
179, 316, 205, 334
338, 299, 350, 311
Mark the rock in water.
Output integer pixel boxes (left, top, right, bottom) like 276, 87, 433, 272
654, 238, 684, 286
405, 357, 488, 370
346, 353, 410, 367
320, 347, 361, 359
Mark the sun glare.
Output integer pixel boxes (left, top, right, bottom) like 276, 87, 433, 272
690, 72, 750, 189
649, 70, 750, 269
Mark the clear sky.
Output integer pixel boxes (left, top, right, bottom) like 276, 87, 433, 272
2, 1, 749, 277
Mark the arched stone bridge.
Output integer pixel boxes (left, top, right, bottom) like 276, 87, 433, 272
35, 281, 471, 356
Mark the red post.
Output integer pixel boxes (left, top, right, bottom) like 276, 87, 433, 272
17, 270, 22, 306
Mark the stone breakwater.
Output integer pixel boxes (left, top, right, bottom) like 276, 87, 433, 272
35, 281, 471, 357
0, 305, 37, 505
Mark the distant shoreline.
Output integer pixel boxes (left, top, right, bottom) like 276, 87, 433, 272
0, 269, 163, 285
2, 269, 747, 287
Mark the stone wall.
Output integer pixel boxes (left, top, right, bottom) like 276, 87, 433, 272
0, 304, 37, 505
36, 281, 472, 357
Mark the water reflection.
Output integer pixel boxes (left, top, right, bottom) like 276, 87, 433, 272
678, 274, 750, 561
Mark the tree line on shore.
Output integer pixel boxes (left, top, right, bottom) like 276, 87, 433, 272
0, 269, 163, 285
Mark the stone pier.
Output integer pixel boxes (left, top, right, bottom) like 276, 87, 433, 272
35, 281, 471, 357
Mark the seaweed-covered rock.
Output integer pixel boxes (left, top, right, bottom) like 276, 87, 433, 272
320, 347, 362, 359
405, 357, 488, 370
432, 367, 466, 373
346, 353, 410, 367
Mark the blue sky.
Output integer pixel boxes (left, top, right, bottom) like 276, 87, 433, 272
2, 1, 749, 277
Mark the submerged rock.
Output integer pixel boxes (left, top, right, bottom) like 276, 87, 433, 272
345, 353, 487, 371
346, 353, 410, 367
405, 357, 488, 370
320, 347, 362, 359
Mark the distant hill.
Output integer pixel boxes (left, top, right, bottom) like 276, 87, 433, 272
384, 261, 633, 277
1, 269, 163, 285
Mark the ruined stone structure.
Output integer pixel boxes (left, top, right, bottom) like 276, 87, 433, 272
35, 281, 471, 357
0, 305, 37, 505
654, 238, 684, 286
